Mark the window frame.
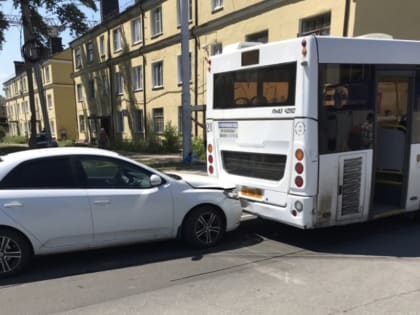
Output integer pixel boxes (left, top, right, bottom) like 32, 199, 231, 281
113, 27, 122, 52
131, 18, 142, 45
152, 61, 164, 89
150, 6, 163, 37
132, 65, 144, 91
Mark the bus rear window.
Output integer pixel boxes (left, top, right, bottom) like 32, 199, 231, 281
222, 151, 286, 181
213, 62, 296, 109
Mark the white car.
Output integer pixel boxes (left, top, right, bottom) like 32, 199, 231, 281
0, 147, 242, 278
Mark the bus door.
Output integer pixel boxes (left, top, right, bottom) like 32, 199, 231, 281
372, 71, 414, 217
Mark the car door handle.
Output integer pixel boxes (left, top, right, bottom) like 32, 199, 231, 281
93, 199, 111, 205
3, 201, 23, 208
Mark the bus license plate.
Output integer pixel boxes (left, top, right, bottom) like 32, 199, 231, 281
240, 186, 263, 200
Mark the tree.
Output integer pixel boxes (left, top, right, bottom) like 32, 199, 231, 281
0, 0, 97, 145
0, 1, 97, 49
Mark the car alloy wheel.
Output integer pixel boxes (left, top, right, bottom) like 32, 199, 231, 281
0, 229, 31, 278
184, 206, 225, 248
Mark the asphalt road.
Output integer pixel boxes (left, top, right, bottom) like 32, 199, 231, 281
2, 215, 420, 314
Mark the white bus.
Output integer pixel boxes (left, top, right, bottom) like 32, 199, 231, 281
205, 35, 420, 229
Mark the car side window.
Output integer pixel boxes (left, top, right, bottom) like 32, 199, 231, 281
0, 157, 75, 189
79, 156, 155, 189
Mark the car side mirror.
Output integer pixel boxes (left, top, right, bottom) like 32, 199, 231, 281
150, 174, 162, 187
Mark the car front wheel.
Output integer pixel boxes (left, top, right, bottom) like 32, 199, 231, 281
0, 229, 32, 278
183, 206, 225, 248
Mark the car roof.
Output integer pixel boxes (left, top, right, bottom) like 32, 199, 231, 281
0, 147, 121, 165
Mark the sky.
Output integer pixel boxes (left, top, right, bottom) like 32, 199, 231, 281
0, 0, 134, 95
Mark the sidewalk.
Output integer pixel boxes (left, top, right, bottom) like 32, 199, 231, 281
120, 151, 207, 174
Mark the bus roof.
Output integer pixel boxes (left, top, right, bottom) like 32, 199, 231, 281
212, 35, 420, 67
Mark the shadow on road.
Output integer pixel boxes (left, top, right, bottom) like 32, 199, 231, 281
241, 214, 420, 258
2, 214, 420, 286
0, 226, 263, 286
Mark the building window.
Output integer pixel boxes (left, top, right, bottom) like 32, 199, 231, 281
131, 18, 142, 44
246, 30, 268, 43
76, 84, 83, 102
75, 47, 82, 68
113, 27, 122, 51
211, 0, 223, 11
50, 120, 55, 136
299, 12, 331, 36
177, 0, 192, 25
47, 94, 52, 108
152, 61, 163, 88
132, 66, 143, 91
211, 43, 223, 56
88, 79, 95, 99
86, 41, 94, 63
153, 108, 164, 133
134, 109, 143, 133
99, 35, 105, 57
79, 115, 86, 132
101, 75, 109, 95
177, 53, 191, 84
115, 72, 124, 95
151, 6, 163, 37
116, 111, 124, 133
44, 66, 50, 83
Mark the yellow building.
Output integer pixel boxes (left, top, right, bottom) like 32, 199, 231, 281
70, 0, 420, 143
3, 48, 77, 141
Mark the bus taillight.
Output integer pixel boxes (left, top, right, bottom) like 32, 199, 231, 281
295, 149, 304, 161
295, 162, 304, 174
295, 176, 304, 187
294, 149, 305, 188
207, 143, 215, 175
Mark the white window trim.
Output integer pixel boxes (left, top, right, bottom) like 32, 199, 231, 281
113, 27, 122, 52
132, 66, 144, 91
151, 6, 163, 38
131, 18, 142, 45
151, 61, 164, 89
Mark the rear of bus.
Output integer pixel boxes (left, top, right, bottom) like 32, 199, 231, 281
206, 38, 319, 229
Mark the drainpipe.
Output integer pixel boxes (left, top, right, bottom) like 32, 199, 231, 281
343, 0, 351, 37
140, 5, 147, 140
105, 25, 115, 140
194, 0, 198, 137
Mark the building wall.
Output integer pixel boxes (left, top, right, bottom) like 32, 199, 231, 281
3, 48, 77, 141
68, 0, 419, 144
352, 0, 420, 39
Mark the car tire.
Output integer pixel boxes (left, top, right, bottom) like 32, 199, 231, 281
0, 229, 32, 279
183, 205, 225, 248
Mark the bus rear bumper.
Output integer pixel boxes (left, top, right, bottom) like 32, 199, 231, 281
240, 195, 315, 229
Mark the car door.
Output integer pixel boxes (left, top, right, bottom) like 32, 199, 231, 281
78, 156, 174, 245
0, 156, 93, 249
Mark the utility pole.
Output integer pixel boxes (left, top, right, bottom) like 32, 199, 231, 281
181, 0, 192, 161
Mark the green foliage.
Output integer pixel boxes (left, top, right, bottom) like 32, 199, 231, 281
2, 135, 27, 144
192, 137, 206, 161
161, 122, 180, 153
0, 126, 6, 141
0, 1, 97, 50
58, 139, 74, 147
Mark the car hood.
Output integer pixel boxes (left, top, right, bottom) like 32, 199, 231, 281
166, 172, 236, 190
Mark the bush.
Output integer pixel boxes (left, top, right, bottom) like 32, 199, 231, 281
192, 137, 206, 161
161, 122, 180, 153
2, 135, 27, 144
0, 126, 6, 141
